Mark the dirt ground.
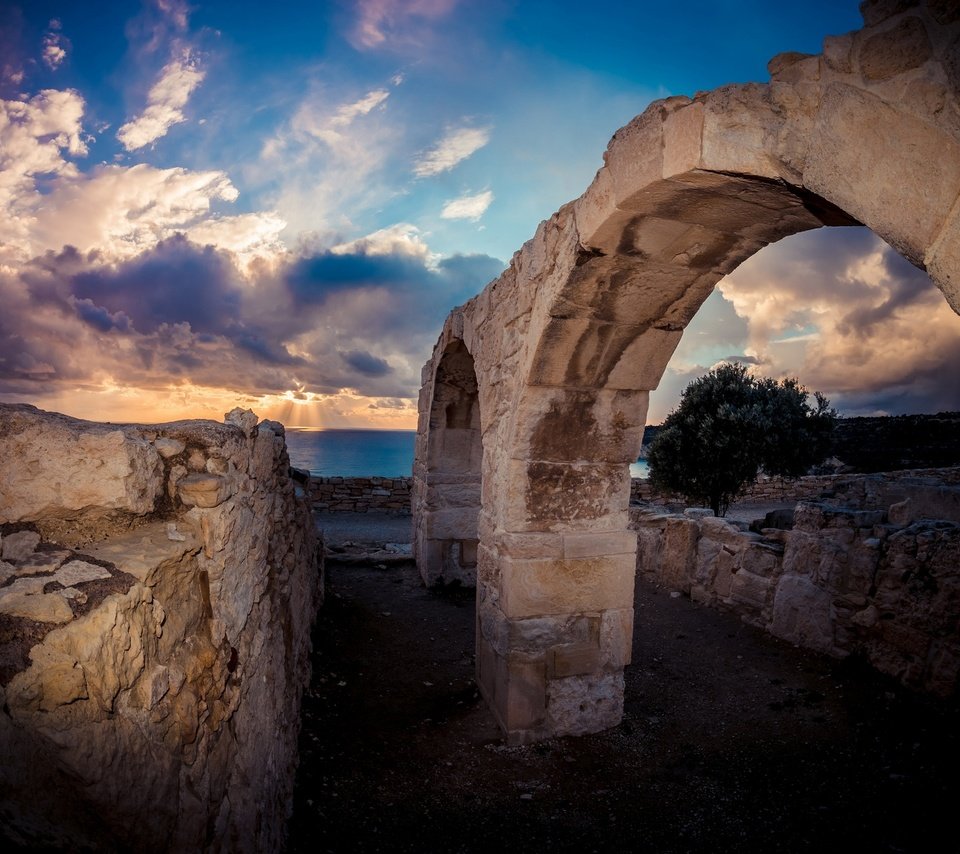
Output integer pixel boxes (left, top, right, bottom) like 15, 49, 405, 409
289, 514, 959, 853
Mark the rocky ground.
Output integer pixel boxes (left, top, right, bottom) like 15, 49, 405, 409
288, 512, 959, 853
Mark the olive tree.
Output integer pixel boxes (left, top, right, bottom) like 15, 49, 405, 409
646, 362, 837, 516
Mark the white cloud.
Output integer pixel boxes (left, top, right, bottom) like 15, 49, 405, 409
413, 125, 490, 177
440, 189, 493, 221
0, 89, 87, 261
29, 164, 239, 261
259, 85, 402, 239
116, 50, 205, 151
188, 212, 289, 269
155, 0, 190, 31
42, 22, 67, 71
331, 223, 433, 263
350, 0, 458, 50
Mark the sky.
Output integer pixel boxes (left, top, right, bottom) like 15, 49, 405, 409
1, 0, 958, 430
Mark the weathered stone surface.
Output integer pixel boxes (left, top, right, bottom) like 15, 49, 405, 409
2, 530, 41, 561
0, 405, 163, 523
177, 473, 232, 508
154, 437, 186, 458
0, 405, 321, 853
0, 577, 74, 623
55, 560, 112, 586
859, 16, 933, 81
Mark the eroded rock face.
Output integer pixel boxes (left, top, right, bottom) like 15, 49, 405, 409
0, 404, 321, 853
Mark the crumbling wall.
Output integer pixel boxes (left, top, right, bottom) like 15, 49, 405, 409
632, 476, 960, 697
0, 403, 321, 852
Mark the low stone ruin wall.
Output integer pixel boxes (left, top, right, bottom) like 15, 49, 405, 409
630, 466, 960, 506
308, 476, 411, 514
0, 404, 321, 852
631, 473, 960, 697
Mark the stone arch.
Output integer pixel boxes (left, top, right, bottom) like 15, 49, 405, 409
413, 329, 483, 587
416, 0, 960, 744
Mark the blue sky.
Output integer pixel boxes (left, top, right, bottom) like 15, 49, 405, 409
2, 0, 958, 427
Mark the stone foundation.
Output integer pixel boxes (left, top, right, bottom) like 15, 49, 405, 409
0, 404, 321, 852
631, 471, 960, 697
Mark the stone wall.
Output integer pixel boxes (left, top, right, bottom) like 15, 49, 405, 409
308, 476, 411, 515
631, 474, 960, 697
0, 404, 321, 852
630, 466, 960, 506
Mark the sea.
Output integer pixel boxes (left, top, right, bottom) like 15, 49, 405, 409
284, 428, 649, 479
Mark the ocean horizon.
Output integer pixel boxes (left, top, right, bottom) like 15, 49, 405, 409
283, 427, 648, 479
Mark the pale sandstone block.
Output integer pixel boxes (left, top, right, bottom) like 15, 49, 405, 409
499, 553, 636, 619
545, 671, 624, 738
804, 83, 960, 264
926, 196, 960, 314
662, 101, 704, 177
605, 328, 684, 391
599, 607, 634, 669
548, 642, 600, 679
562, 530, 637, 560
770, 575, 836, 653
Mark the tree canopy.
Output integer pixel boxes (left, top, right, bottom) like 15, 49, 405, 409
646, 363, 837, 516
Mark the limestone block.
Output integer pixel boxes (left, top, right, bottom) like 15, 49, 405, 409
926, 198, 960, 314
600, 106, 667, 210
859, 0, 915, 27
548, 642, 600, 679
423, 506, 479, 540
545, 671, 624, 738
13, 550, 70, 576
858, 16, 933, 81
699, 84, 783, 180
661, 517, 699, 592
0, 577, 73, 623
662, 102, 704, 177
83, 521, 199, 584
224, 407, 258, 437
804, 83, 960, 264
177, 474, 232, 509
770, 575, 836, 653
499, 553, 636, 619
728, 569, 773, 611
823, 33, 855, 73
154, 437, 185, 459
503, 458, 630, 534
55, 560, 112, 586
0, 405, 163, 523
599, 607, 634, 668
2, 530, 41, 561
562, 530, 637, 560
605, 328, 684, 391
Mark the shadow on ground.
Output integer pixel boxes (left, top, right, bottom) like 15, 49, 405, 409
289, 543, 959, 853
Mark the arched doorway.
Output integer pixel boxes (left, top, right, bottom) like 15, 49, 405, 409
413, 337, 482, 587
416, 1, 960, 744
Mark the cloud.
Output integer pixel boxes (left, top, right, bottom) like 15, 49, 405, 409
42, 21, 67, 70
27, 163, 240, 262
0, 226, 503, 409
0, 88, 87, 261
441, 189, 493, 221
715, 227, 960, 414
259, 84, 402, 238
349, 0, 459, 50
413, 125, 490, 177
117, 49, 205, 150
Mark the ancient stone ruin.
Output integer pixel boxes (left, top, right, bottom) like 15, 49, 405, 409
413, 0, 960, 744
0, 404, 320, 852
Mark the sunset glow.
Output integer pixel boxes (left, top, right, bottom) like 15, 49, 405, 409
2, 0, 957, 429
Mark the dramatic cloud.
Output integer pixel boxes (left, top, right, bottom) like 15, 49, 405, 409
117, 49, 205, 151
349, 0, 458, 50
0, 227, 502, 414
413, 125, 490, 177
708, 228, 960, 415
440, 189, 493, 221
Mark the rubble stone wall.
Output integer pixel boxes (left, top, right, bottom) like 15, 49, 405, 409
0, 403, 321, 853
630, 466, 960, 506
309, 476, 411, 514
631, 475, 960, 697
